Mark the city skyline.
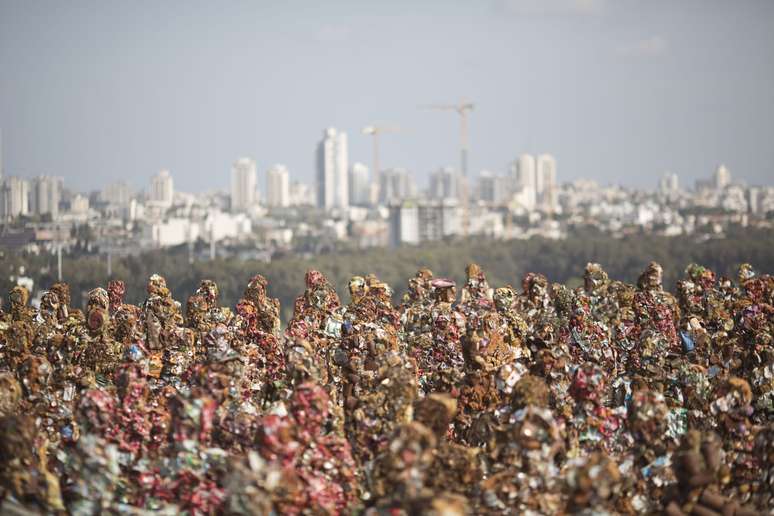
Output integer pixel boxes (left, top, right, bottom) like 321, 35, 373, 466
2, 137, 772, 267
0, 119, 772, 197
1, 1, 772, 193
0, 148, 761, 212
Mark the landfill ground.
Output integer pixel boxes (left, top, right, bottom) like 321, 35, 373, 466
0, 261, 771, 515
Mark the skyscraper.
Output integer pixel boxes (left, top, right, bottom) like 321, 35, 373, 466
536, 154, 556, 195
659, 172, 679, 195
516, 154, 536, 187
388, 201, 419, 247
289, 181, 314, 206
101, 181, 132, 207
380, 168, 416, 204
536, 154, 557, 211
149, 169, 174, 208
266, 164, 290, 208
512, 154, 537, 210
30, 176, 62, 219
419, 200, 460, 241
747, 187, 760, 214
231, 158, 258, 212
349, 162, 371, 206
478, 170, 509, 205
714, 164, 731, 190
0, 176, 30, 220
316, 128, 349, 209
429, 167, 463, 201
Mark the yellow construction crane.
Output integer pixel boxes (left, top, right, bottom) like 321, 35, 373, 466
421, 100, 475, 236
420, 101, 474, 178
362, 124, 399, 203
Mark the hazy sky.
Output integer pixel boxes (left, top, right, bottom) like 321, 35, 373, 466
1, 0, 773, 193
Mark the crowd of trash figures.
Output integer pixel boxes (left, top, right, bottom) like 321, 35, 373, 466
0, 261, 772, 516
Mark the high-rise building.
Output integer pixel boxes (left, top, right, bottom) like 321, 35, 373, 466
389, 199, 460, 247
478, 170, 496, 203
101, 181, 132, 207
349, 162, 371, 206
316, 128, 349, 209
511, 154, 537, 210
289, 181, 314, 206
514, 154, 536, 189
380, 168, 416, 204
507, 153, 558, 212
478, 170, 510, 205
266, 164, 290, 208
0, 176, 30, 220
231, 158, 258, 212
388, 201, 419, 247
150, 169, 174, 208
30, 176, 62, 219
536, 154, 557, 212
419, 199, 460, 241
536, 154, 556, 196
70, 194, 90, 215
748, 187, 760, 214
430, 167, 464, 201
714, 164, 731, 190
659, 172, 679, 195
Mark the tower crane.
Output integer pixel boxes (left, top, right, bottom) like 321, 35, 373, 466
420, 100, 475, 236
362, 124, 399, 204
419, 101, 474, 178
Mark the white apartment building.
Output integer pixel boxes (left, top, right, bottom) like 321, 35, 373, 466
231, 158, 258, 212
349, 162, 371, 206
380, 168, 416, 204
266, 164, 290, 208
429, 167, 464, 201
316, 128, 349, 209
537, 154, 558, 212
101, 181, 132, 207
714, 164, 731, 190
513, 153, 537, 210
289, 181, 314, 206
30, 176, 62, 219
0, 176, 30, 220
659, 172, 680, 195
388, 201, 419, 247
149, 169, 174, 208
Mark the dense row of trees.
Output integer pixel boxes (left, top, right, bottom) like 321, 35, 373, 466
2, 227, 773, 322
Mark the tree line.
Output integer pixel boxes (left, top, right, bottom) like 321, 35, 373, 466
2, 226, 773, 322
